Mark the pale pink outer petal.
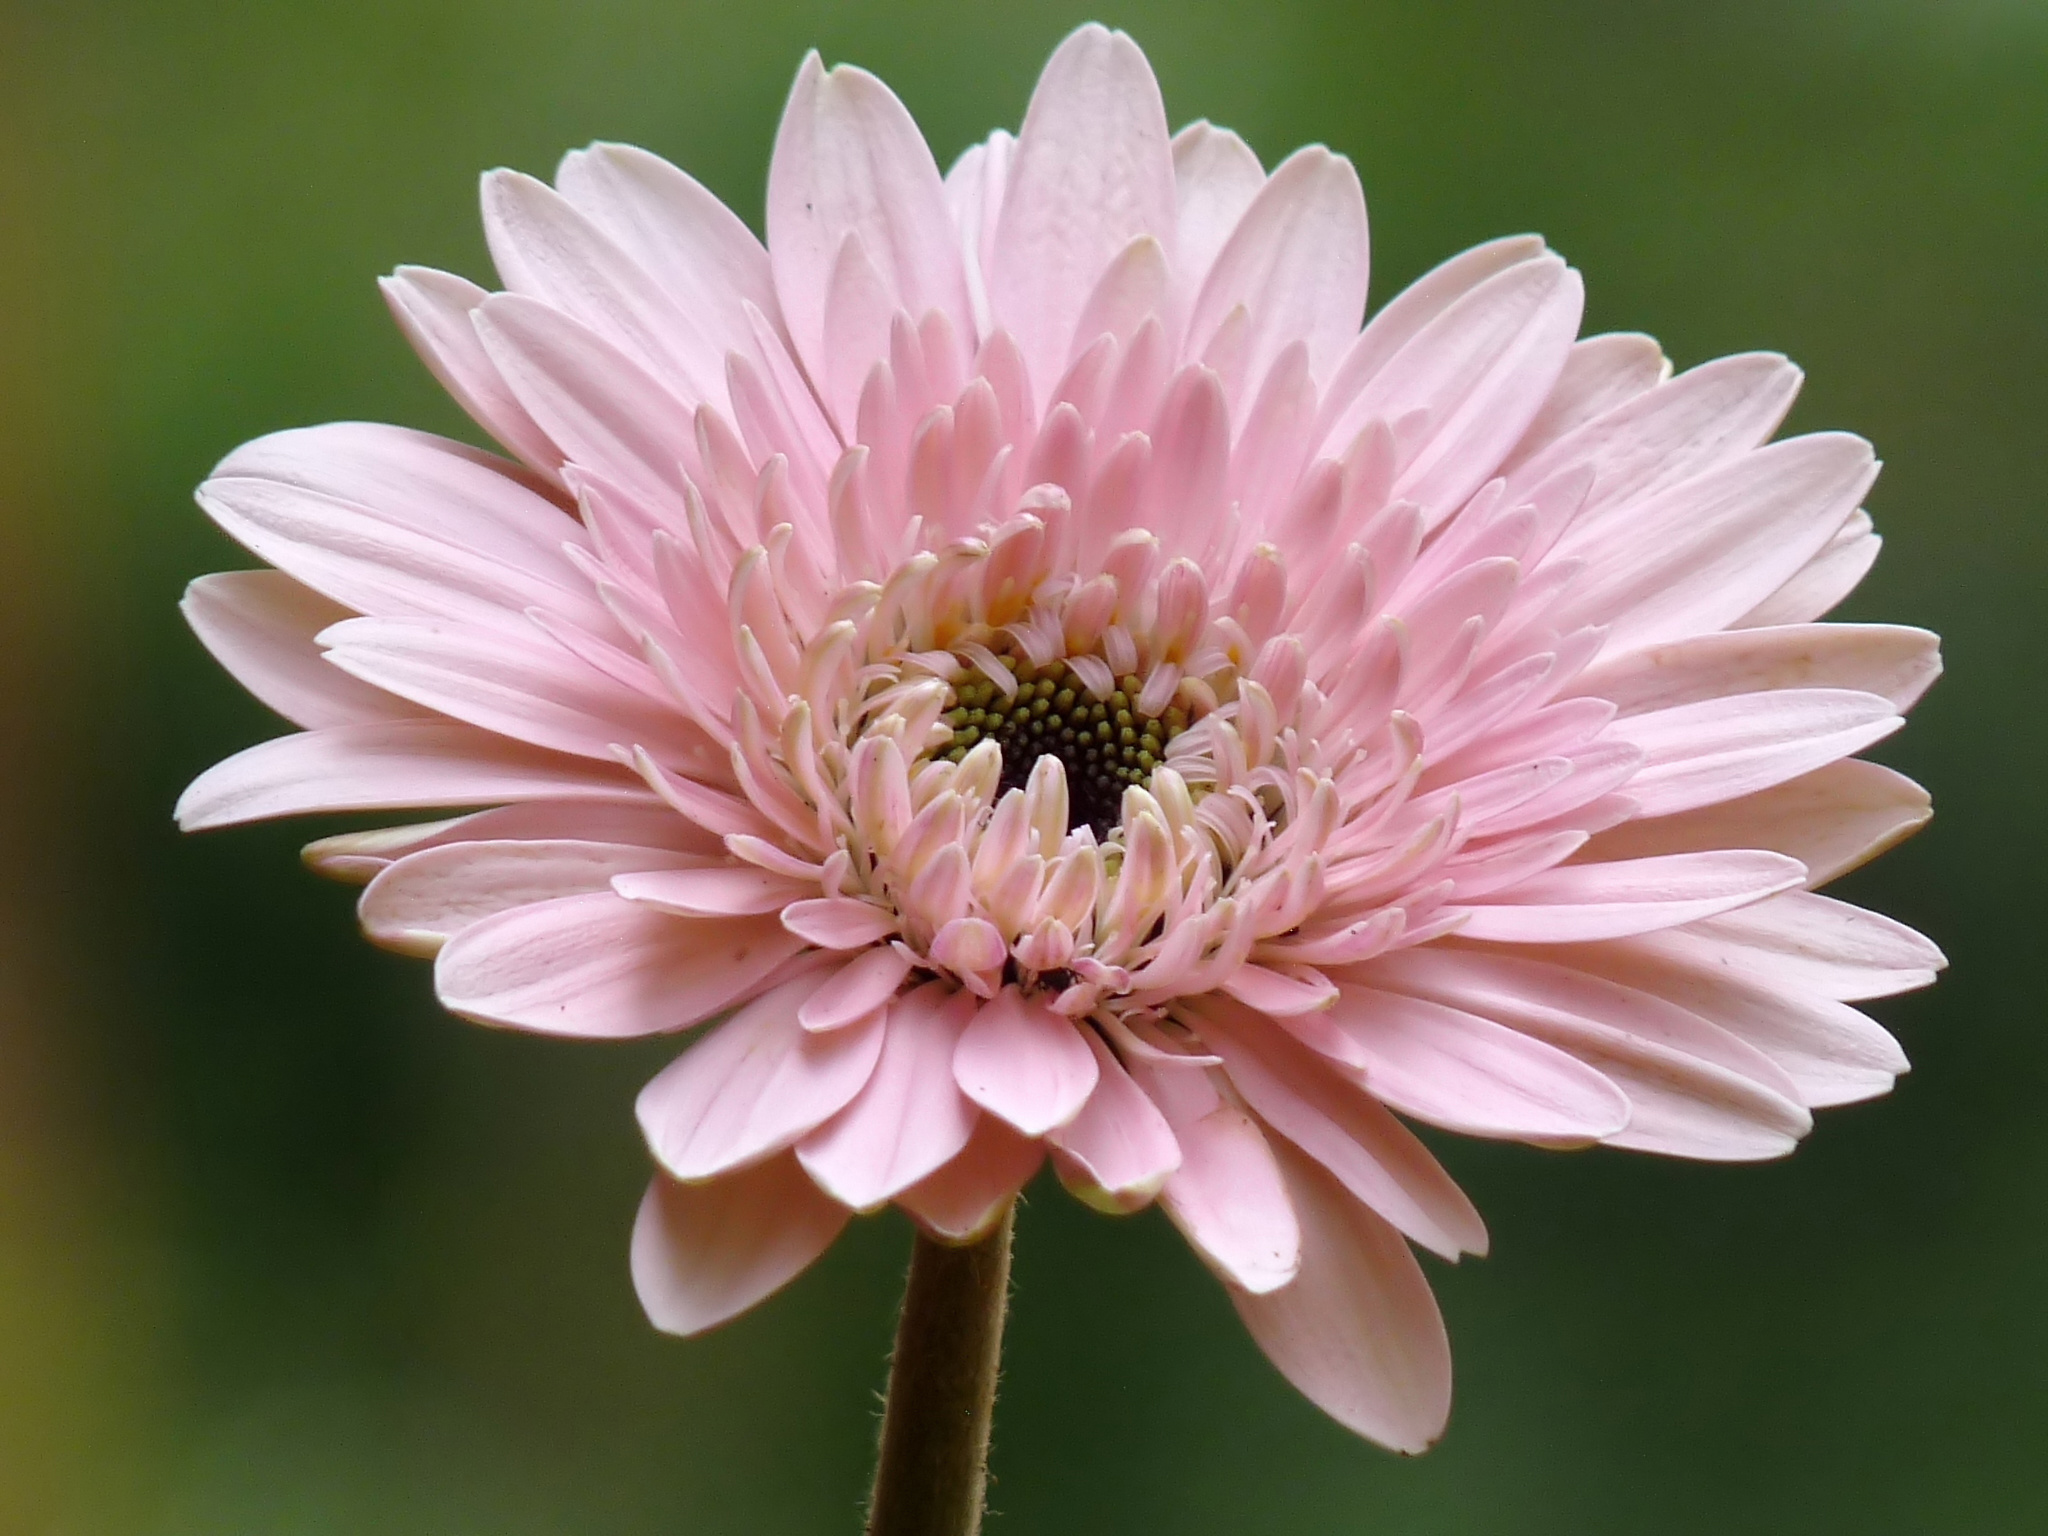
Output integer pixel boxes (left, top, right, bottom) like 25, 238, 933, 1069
1552, 434, 1878, 656
1500, 331, 1668, 471
1604, 688, 1902, 819
797, 983, 979, 1210
631, 1157, 850, 1337
554, 141, 782, 378
1220, 961, 1340, 1017
361, 838, 692, 956
319, 615, 709, 766
1458, 850, 1807, 943
209, 423, 577, 552
1541, 936, 1909, 1109
481, 168, 731, 409
473, 292, 701, 507
798, 945, 917, 1032
1045, 1030, 1182, 1209
782, 897, 900, 948
1186, 999, 1487, 1258
1231, 1143, 1453, 1455
1574, 623, 1941, 715
1319, 235, 1548, 429
1735, 510, 1881, 628
636, 971, 886, 1182
939, 131, 1011, 339
1627, 890, 1946, 1002
897, 1114, 1045, 1244
1186, 146, 1368, 383
991, 24, 1177, 397
176, 720, 639, 831
435, 892, 804, 1037
611, 864, 812, 918
1138, 1062, 1301, 1295
198, 424, 604, 634
1324, 254, 1582, 517
302, 796, 711, 884
1580, 759, 1931, 888
1364, 946, 1813, 1162
951, 985, 1101, 1135
182, 571, 420, 730
380, 266, 566, 477
767, 53, 972, 421
1509, 350, 1803, 517
1316, 986, 1633, 1142
1169, 121, 1266, 305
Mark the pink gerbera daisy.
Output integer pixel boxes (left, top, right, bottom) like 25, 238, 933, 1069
179, 24, 1942, 1456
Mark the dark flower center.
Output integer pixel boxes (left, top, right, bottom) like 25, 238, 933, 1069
940, 657, 1188, 836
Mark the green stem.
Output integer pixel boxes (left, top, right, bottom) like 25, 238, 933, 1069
865, 1205, 1015, 1536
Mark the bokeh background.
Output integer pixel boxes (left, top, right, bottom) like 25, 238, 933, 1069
1, 0, 2041, 1530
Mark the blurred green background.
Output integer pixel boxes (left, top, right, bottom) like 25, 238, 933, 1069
1, 0, 2040, 1531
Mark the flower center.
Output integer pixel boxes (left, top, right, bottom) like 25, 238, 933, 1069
939, 655, 1189, 837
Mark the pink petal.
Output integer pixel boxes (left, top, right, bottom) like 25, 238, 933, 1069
768, 53, 971, 422
1543, 936, 1908, 1109
1045, 1031, 1181, 1210
1316, 985, 1633, 1142
940, 132, 1012, 338
1500, 331, 1668, 471
1579, 758, 1931, 889
481, 168, 729, 408
798, 945, 916, 1032
1550, 433, 1878, 656
612, 864, 811, 918
199, 425, 603, 634
1138, 1063, 1300, 1295
797, 982, 979, 1209
1068, 235, 1171, 358
435, 892, 803, 1037
1459, 850, 1806, 943
1187, 999, 1486, 1259
1632, 891, 1945, 1002
554, 141, 781, 384
1232, 1144, 1452, 1454
1319, 236, 1548, 428
1510, 350, 1802, 519
176, 720, 636, 831
1326, 255, 1582, 518
361, 838, 692, 956
211, 420, 577, 561
951, 985, 1100, 1135
1735, 509, 1881, 628
631, 1157, 849, 1337
1220, 961, 1340, 1017
380, 266, 565, 477
1169, 121, 1266, 303
473, 292, 701, 508
991, 24, 1177, 398
897, 1114, 1045, 1244
183, 570, 418, 730
1577, 623, 1941, 715
636, 971, 885, 1181
782, 897, 899, 949
1366, 946, 1812, 1162
301, 795, 708, 884
319, 615, 708, 766
1605, 688, 1902, 818
1187, 145, 1368, 384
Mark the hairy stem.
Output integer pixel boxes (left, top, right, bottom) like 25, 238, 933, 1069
865, 1205, 1015, 1536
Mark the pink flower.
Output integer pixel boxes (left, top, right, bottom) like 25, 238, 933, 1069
178, 25, 1942, 1452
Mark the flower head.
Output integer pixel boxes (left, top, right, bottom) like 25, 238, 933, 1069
179, 24, 1942, 1451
